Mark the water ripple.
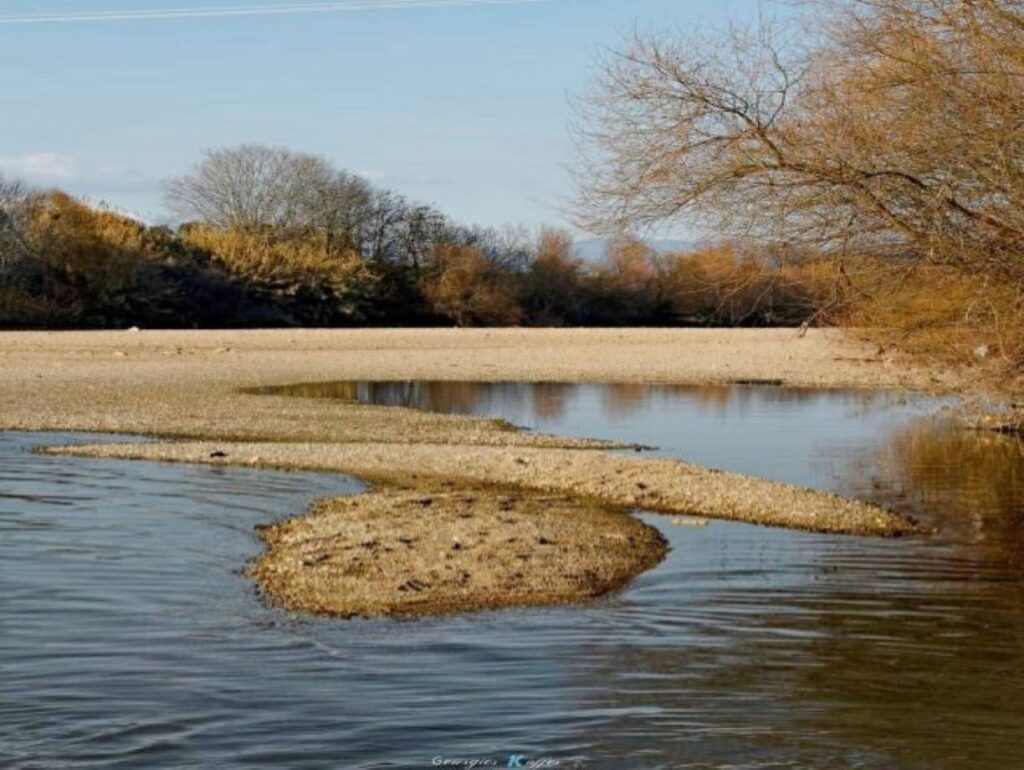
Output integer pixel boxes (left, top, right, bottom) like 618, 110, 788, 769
3, 382, 1024, 768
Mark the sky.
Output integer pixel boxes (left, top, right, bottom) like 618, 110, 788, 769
0, 0, 764, 231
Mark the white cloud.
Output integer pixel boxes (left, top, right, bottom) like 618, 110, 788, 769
0, 152, 77, 180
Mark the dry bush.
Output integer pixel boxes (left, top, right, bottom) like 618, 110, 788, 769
601, 235, 657, 291
0, 188, 376, 328
521, 228, 587, 325
181, 225, 376, 324
422, 243, 522, 326
14, 192, 152, 324
657, 243, 840, 326
0, 286, 65, 325
586, 235, 662, 323
843, 260, 1024, 381
0, 185, 844, 331
1, 192, 252, 327
28, 192, 143, 275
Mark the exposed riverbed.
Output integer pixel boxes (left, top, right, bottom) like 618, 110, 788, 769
4, 383, 1023, 767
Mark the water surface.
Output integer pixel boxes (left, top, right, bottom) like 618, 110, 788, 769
4, 383, 1024, 768
255, 380, 946, 488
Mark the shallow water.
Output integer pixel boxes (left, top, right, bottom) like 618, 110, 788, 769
4, 384, 1024, 768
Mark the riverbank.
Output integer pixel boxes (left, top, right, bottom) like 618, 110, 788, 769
1, 328, 940, 617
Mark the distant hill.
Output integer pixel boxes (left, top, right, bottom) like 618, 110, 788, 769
573, 238, 702, 263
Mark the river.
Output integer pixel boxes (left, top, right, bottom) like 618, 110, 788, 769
4, 382, 1023, 768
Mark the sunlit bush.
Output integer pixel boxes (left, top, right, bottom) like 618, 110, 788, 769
17, 192, 154, 325
843, 260, 1024, 386
181, 225, 378, 325
657, 244, 839, 327
520, 228, 587, 325
422, 243, 522, 326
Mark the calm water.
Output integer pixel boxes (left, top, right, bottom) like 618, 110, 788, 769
4, 383, 1024, 768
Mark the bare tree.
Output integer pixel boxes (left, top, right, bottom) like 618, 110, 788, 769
304, 169, 373, 256
575, 1, 1024, 277
361, 190, 447, 266
165, 145, 372, 253
166, 145, 473, 273
0, 176, 36, 275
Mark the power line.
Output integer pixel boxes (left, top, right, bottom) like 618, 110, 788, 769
0, 0, 549, 25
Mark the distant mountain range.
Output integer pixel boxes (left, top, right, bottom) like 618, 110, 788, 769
573, 238, 702, 263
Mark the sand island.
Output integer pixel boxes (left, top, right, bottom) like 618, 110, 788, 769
1, 328, 950, 618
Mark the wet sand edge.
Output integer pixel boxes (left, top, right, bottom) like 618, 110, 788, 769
247, 486, 669, 620
3, 328, 934, 618
41, 438, 919, 618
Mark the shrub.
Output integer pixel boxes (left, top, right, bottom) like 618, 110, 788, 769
520, 228, 587, 325
17, 192, 154, 325
181, 225, 377, 325
843, 260, 1024, 386
422, 243, 522, 326
657, 244, 840, 327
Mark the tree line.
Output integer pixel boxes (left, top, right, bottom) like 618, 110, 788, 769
4, 0, 1018, 385
0, 144, 831, 329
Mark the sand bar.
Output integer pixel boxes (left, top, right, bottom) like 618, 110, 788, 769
3, 328, 936, 617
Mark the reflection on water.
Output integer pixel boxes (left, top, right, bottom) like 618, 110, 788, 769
6, 381, 1024, 768
598, 515, 1024, 769
254, 379, 899, 424
260, 381, 1023, 534
255, 380, 950, 490
848, 420, 1024, 558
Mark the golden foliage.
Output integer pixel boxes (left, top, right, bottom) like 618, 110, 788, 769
656, 243, 840, 326
578, 0, 1024, 381
844, 261, 1024, 383
422, 243, 522, 326
521, 228, 586, 324
180, 225, 376, 322
182, 225, 363, 288
25, 192, 146, 292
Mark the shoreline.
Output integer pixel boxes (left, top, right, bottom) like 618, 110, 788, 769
44, 439, 919, 535
3, 328, 940, 618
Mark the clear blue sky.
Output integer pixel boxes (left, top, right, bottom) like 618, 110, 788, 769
1, 0, 763, 229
